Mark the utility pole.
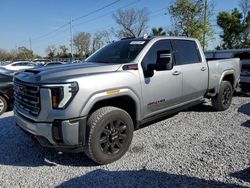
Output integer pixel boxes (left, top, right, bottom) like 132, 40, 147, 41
29, 37, 32, 51
202, 0, 208, 50
70, 16, 74, 58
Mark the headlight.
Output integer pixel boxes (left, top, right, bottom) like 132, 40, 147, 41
43, 82, 78, 109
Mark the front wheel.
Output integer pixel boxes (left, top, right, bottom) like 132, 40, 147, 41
212, 81, 233, 111
85, 106, 134, 164
0, 96, 7, 115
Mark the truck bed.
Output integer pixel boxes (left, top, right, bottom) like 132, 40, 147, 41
207, 58, 240, 92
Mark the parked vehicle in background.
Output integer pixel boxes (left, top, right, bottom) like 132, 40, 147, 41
70, 60, 83, 64
14, 36, 240, 164
0, 70, 13, 115
1, 61, 37, 72
33, 59, 51, 66
205, 49, 250, 95
0, 61, 11, 66
44, 61, 67, 66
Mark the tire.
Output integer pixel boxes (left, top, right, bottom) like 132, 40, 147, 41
85, 106, 134, 164
0, 96, 7, 115
212, 81, 233, 111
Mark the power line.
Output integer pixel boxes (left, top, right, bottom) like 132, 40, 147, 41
73, 0, 140, 28
73, 0, 121, 22
32, 27, 69, 47
149, 7, 167, 16
22, 1, 169, 54
19, 0, 122, 45
32, 23, 69, 41
38, 4, 166, 48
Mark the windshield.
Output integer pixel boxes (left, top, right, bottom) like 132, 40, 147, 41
86, 39, 148, 64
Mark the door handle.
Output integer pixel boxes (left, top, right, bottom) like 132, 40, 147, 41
172, 71, 181, 76
201, 67, 207, 71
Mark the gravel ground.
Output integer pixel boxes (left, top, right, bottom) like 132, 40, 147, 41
0, 96, 249, 188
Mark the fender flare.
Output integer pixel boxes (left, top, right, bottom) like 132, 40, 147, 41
217, 69, 235, 92
79, 88, 142, 121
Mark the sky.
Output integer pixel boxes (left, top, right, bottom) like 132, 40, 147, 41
0, 0, 240, 56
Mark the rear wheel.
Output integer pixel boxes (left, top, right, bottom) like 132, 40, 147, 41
0, 96, 7, 115
212, 81, 233, 111
85, 106, 134, 164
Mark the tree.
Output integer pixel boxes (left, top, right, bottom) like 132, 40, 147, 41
91, 31, 111, 53
16, 47, 33, 60
239, 0, 250, 21
168, 0, 214, 49
112, 8, 149, 38
73, 32, 91, 57
46, 45, 57, 59
217, 8, 250, 49
152, 27, 166, 36
58, 45, 69, 58
239, 0, 250, 47
0, 49, 11, 60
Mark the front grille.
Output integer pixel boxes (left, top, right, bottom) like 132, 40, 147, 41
242, 64, 250, 71
14, 78, 40, 116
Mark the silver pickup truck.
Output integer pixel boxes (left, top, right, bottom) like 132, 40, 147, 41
14, 36, 240, 164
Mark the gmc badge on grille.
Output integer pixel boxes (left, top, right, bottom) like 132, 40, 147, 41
15, 85, 25, 95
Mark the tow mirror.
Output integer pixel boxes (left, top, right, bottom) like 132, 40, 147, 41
144, 50, 173, 78
156, 50, 173, 70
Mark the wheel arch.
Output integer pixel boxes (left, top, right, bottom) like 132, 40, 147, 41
80, 89, 142, 127
219, 70, 236, 91
0, 93, 8, 113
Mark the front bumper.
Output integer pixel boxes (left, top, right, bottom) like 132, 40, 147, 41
15, 110, 87, 152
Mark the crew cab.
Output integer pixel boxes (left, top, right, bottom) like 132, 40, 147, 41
14, 37, 240, 164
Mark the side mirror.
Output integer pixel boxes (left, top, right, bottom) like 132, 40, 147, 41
155, 50, 173, 71
144, 50, 173, 78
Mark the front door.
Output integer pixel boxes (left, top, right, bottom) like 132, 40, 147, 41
140, 39, 182, 119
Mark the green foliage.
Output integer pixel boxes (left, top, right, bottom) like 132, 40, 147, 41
152, 27, 166, 36
168, 0, 214, 49
217, 8, 250, 49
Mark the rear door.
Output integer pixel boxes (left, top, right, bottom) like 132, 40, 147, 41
172, 39, 208, 102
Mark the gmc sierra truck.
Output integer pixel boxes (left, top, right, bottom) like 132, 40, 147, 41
14, 37, 240, 164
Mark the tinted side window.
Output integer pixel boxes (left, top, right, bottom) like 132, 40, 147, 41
173, 40, 201, 65
142, 40, 172, 69
13, 63, 22, 66
28, 63, 35, 66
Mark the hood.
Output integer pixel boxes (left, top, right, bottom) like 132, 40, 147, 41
15, 62, 122, 83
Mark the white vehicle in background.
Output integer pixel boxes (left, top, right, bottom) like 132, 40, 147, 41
33, 59, 51, 66
70, 60, 83, 64
1, 61, 37, 72
0, 61, 11, 66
